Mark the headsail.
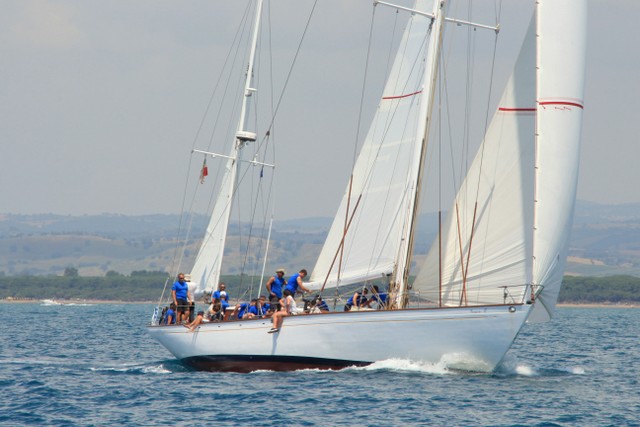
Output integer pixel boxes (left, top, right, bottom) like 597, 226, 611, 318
413, 17, 537, 307
414, 1, 586, 321
308, 0, 434, 291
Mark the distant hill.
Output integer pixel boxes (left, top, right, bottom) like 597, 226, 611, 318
1, 201, 639, 277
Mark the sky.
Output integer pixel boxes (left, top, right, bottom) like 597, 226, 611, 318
1, 0, 639, 221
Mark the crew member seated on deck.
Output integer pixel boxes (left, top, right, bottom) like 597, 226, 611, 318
233, 299, 258, 320
164, 303, 177, 325
363, 285, 388, 310
254, 295, 270, 317
207, 301, 223, 322
212, 283, 230, 314
186, 310, 205, 332
344, 288, 369, 311
314, 296, 330, 313
268, 290, 304, 334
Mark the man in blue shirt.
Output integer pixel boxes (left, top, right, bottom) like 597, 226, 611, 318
172, 273, 191, 323
315, 297, 330, 312
284, 269, 310, 296
265, 268, 287, 299
344, 288, 368, 311
248, 296, 269, 318
364, 285, 388, 310
164, 303, 177, 325
212, 282, 230, 316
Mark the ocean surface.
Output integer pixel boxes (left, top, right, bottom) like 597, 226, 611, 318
0, 303, 637, 427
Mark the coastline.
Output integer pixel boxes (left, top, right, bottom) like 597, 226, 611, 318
557, 302, 639, 309
2, 299, 638, 308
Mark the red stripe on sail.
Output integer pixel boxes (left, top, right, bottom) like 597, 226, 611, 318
382, 90, 422, 100
539, 101, 584, 109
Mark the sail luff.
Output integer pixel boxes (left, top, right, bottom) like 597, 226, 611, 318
530, 0, 587, 322
394, 0, 448, 308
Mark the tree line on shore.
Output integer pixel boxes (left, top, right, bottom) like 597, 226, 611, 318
1, 271, 639, 304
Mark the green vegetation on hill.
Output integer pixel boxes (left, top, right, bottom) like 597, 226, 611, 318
0, 272, 269, 302
2, 273, 639, 304
559, 275, 640, 304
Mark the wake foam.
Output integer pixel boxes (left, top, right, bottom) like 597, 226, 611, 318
90, 363, 172, 374
351, 353, 492, 375
359, 358, 452, 375
497, 354, 586, 377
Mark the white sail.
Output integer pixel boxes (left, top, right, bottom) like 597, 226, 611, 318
308, 0, 433, 291
189, 154, 238, 295
530, 1, 587, 322
413, 18, 537, 306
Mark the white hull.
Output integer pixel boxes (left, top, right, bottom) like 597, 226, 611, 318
148, 303, 533, 372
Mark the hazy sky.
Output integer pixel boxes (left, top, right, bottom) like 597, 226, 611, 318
1, 0, 638, 220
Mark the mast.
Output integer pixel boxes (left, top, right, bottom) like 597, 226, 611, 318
393, 0, 447, 308
189, 0, 263, 292
236, 0, 263, 147
221, 0, 264, 278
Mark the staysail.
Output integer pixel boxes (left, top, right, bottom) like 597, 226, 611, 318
308, 0, 434, 291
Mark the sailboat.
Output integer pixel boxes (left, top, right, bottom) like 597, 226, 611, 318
148, 0, 586, 372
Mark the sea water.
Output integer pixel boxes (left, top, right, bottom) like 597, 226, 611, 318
0, 303, 637, 426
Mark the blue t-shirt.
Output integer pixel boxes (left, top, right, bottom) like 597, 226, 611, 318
164, 309, 176, 324
269, 276, 285, 298
347, 292, 368, 306
372, 292, 388, 306
260, 303, 270, 315
237, 303, 249, 319
285, 273, 302, 294
248, 304, 268, 317
172, 280, 189, 300
213, 290, 230, 309
316, 300, 330, 311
